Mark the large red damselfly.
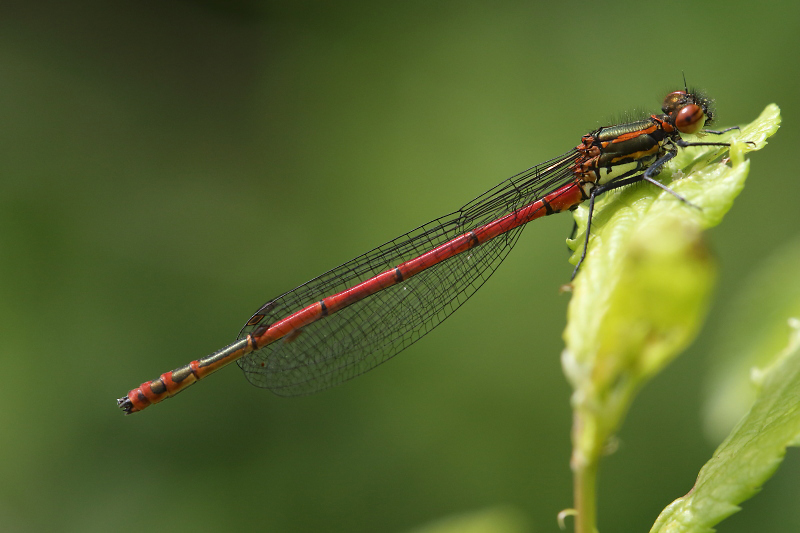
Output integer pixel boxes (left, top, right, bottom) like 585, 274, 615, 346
118, 86, 739, 414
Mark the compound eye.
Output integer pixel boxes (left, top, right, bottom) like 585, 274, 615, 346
675, 104, 705, 134
662, 90, 687, 114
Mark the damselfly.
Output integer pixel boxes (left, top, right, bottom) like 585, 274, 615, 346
118, 85, 739, 414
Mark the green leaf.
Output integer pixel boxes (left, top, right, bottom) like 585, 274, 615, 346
703, 238, 800, 442
650, 321, 800, 533
562, 104, 781, 461
565, 213, 717, 465
404, 506, 528, 533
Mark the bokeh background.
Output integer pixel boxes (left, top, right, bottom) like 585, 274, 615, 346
2, 1, 798, 531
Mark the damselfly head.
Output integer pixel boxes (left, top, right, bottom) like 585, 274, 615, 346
662, 89, 715, 134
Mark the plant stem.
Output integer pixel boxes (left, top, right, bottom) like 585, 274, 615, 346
572, 411, 599, 533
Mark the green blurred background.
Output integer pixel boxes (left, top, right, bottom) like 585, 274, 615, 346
2, 1, 798, 531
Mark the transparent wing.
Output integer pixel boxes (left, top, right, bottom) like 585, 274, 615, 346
237, 149, 579, 396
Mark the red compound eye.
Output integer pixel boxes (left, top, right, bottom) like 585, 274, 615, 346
662, 90, 687, 114
675, 104, 705, 134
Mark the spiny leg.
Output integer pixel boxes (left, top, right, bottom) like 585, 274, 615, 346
571, 174, 648, 280
570, 149, 707, 279
703, 126, 739, 135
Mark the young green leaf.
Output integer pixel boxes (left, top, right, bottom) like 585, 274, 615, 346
561, 104, 780, 533
563, 104, 781, 446
405, 506, 528, 533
